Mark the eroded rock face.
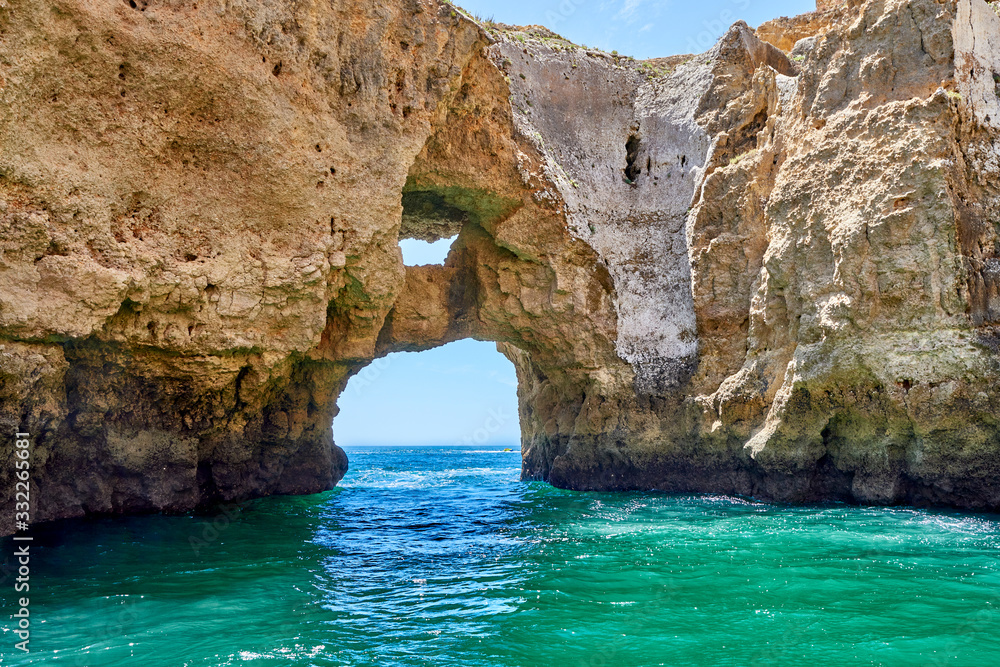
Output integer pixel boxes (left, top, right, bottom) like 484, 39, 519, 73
756, 4, 845, 52
0, 0, 485, 523
2, 0, 999, 530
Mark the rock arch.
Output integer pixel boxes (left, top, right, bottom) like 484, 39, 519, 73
2, 0, 1000, 531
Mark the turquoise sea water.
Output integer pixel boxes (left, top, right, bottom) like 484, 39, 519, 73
2, 445, 1000, 666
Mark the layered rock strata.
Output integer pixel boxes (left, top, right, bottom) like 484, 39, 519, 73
1, 0, 999, 529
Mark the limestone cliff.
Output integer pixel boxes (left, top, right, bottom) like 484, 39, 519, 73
1, 0, 999, 530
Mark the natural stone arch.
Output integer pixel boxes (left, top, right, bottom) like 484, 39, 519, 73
4, 0, 1000, 535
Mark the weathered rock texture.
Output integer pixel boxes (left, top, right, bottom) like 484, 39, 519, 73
2, 0, 999, 529
756, 4, 844, 52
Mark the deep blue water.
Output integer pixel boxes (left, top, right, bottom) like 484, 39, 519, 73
2, 445, 1000, 665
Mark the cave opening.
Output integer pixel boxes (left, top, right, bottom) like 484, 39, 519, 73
398, 187, 466, 267
397, 179, 521, 267
333, 339, 521, 448
624, 132, 642, 184
399, 235, 458, 266
398, 187, 465, 266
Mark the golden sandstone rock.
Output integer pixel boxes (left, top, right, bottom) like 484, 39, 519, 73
1, 0, 999, 530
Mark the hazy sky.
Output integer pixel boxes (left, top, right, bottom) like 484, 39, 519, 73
334, 0, 815, 446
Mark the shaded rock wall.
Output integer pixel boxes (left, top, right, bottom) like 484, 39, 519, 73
2, 0, 1000, 530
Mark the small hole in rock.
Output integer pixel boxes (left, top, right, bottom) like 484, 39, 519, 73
399, 235, 457, 266
624, 134, 641, 183
272, 62, 282, 76
330, 167, 336, 175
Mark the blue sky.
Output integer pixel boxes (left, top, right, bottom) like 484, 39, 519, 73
456, 0, 816, 59
334, 339, 521, 446
397, 237, 456, 266
335, 0, 816, 446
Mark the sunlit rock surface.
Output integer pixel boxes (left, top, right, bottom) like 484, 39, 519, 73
2, 0, 999, 530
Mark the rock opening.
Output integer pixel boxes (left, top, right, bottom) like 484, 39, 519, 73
624, 133, 641, 184
334, 340, 520, 448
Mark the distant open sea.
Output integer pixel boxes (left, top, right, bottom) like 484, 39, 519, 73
2, 444, 999, 666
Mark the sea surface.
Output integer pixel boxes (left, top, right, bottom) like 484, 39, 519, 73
2, 445, 1000, 666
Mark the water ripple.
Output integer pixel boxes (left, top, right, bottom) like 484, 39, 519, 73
3, 446, 1000, 665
